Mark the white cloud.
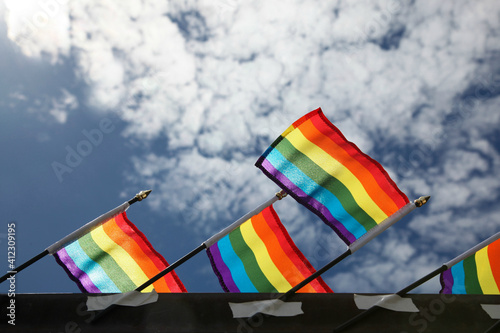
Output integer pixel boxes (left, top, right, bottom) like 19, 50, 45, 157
9, 91, 27, 102
9, 88, 78, 124
3, 0, 71, 64
3, 0, 500, 293
328, 230, 443, 293
48, 89, 78, 123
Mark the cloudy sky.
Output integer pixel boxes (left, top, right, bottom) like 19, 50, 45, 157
1, 0, 499, 295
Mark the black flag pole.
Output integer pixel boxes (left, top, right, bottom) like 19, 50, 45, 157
485, 320, 500, 333
91, 190, 288, 323
332, 265, 447, 333
279, 196, 430, 302
0, 190, 152, 284
334, 230, 500, 333
241, 196, 429, 326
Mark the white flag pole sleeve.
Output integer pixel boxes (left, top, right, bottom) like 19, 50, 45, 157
444, 231, 500, 268
46, 201, 130, 254
204, 191, 286, 248
349, 201, 416, 254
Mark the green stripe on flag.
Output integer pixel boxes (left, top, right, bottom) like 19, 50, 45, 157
229, 228, 278, 293
464, 255, 483, 294
275, 138, 378, 231
78, 233, 136, 292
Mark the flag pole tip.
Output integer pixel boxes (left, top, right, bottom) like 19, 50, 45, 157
135, 189, 152, 201
276, 190, 288, 200
414, 195, 430, 207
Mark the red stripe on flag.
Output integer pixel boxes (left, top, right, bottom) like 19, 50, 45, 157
251, 208, 315, 292
297, 117, 400, 216
263, 207, 332, 293
308, 108, 409, 208
102, 217, 171, 292
488, 240, 500, 289
115, 212, 186, 292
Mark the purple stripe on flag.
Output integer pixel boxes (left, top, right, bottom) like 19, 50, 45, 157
207, 244, 240, 293
55, 248, 101, 293
440, 269, 454, 294
259, 158, 357, 244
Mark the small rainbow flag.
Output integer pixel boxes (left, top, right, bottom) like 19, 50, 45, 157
440, 238, 500, 294
206, 205, 332, 293
256, 108, 409, 245
54, 212, 186, 293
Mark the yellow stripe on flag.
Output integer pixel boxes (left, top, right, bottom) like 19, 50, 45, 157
239, 219, 292, 292
476, 246, 500, 294
91, 225, 154, 292
287, 127, 388, 223
281, 124, 296, 137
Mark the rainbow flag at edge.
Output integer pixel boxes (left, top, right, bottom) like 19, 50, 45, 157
440, 238, 500, 294
54, 212, 186, 293
206, 205, 332, 293
256, 108, 409, 245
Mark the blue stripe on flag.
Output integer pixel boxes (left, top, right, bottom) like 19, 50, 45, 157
64, 241, 121, 293
217, 235, 257, 292
266, 148, 367, 239
451, 261, 466, 294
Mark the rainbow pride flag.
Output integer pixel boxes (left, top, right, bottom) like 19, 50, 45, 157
54, 212, 186, 293
256, 108, 409, 245
206, 205, 332, 293
440, 238, 500, 294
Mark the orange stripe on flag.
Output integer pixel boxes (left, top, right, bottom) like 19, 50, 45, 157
488, 240, 500, 289
298, 118, 399, 216
263, 207, 331, 292
115, 213, 186, 292
251, 210, 316, 293
308, 110, 408, 208
102, 217, 171, 292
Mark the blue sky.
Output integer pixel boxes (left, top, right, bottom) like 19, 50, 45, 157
1, 0, 500, 295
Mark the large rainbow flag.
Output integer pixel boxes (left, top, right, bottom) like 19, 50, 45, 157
54, 212, 186, 293
256, 108, 409, 245
206, 205, 332, 293
440, 238, 500, 294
